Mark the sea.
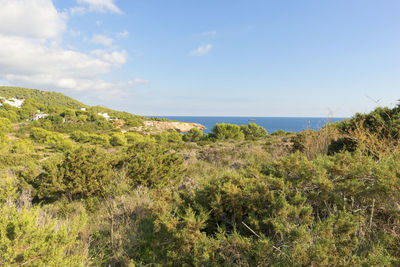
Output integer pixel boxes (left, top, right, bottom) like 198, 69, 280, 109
152, 116, 348, 134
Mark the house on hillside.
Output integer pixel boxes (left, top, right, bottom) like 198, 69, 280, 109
0, 97, 24, 108
33, 110, 49, 121
98, 112, 111, 120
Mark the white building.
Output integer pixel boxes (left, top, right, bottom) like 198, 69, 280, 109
98, 112, 111, 120
0, 97, 24, 108
33, 110, 49, 121
81, 108, 86, 111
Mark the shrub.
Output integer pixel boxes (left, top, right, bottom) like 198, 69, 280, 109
11, 139, 34, 153
153, 131, 183, 144
70, 131, 110, 146
120, 142, 184, 188
271, 129, 292, 136
211, 123, 244, 140
240, 123, 268, 139
30, 127, 74, 151
0, 173, 88, 265
36, 147, 115, 201
0, 205, 87, 266
0, 117, 11, 148
124, 132, 152, 144
0, 110, 19, 122
291, 126, 338, 159
125, 118, 143, 127
183, 128, 204, 142
110, 133, 127, 146
0, 117, 11, 132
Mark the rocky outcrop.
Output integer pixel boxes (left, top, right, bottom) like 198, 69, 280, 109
128, 120, 206, 133
143, 121, 206, 132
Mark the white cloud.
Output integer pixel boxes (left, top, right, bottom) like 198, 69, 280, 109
0, 0, 146, 95
202, 30, 217, 37
90, 49, 127, 65
0, 0, 66, 39
69, 6, 86, 15
69, 29, 81, 37
128, 78, 149, 85
190, 44, 213, 56
75, 0, 123, 14
91, 34, 114, 47
0, 35, 127, 91
117, 30, 129, 38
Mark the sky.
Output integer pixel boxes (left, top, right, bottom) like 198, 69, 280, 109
0, 0, 400, 117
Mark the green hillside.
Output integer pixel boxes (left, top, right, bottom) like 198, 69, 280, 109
0, 86, 87, 109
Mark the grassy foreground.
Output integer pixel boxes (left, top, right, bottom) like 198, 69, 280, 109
1, 88, 400, 266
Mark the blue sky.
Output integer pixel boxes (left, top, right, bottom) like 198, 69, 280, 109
1, 0, 400, 117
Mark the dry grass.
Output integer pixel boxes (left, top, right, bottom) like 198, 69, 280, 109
344, 119, 400, 159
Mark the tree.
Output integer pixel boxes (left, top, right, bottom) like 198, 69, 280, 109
240, 123, 268, 139
211, 123, 245, 140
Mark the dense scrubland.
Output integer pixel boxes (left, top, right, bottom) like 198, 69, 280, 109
1, 87, 400, 266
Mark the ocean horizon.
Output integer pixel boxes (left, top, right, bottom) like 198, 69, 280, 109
151, 116, 349, 134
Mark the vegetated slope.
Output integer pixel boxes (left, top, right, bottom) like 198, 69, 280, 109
0, 86, 87, 109
2, 88, 400, 266
0, 86, 205, 133
337, 104, 400, 135
326, 103, 400, 154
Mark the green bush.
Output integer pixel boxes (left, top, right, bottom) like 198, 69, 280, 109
36, 147, 115, 201
153, 131, 183, 144
30, 127, 74, 151
211, 123, 245, 140
0, 173, 87, 265
0, 110, 19, 122
0, 205, 87, 266
240, 123, 268, 139
125, 132, 153, 144
271, 129, 291, 136
0, 117, 11, 149
110, 133, 127, 146
0, 117, 11, 132
70, 131, 110, 146
120, 142, 184, 188
183, 128, 204, 142
11, 139, 34, 153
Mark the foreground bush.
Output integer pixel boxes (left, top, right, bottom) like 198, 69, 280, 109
36, 146, 115, 201
0, 174, 87, 266
120, 142, 184, 188
126, 150, 400, 266
0, 206, 87, 266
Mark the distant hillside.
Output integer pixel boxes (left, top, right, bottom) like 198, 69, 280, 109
0, 86, 87, 109
0, 86, 196, 132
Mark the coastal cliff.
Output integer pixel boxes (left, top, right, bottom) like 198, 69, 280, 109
129, 120, 207, 133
